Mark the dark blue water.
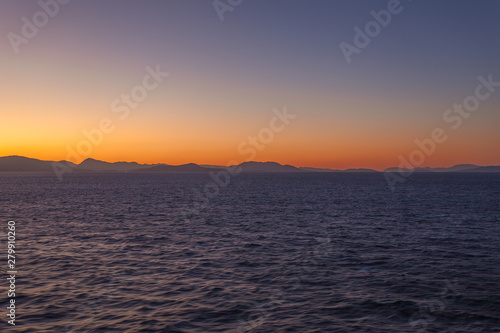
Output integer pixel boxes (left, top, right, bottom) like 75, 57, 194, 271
1, 173, 499, 332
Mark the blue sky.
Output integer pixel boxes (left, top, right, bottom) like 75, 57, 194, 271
1, 0, 499, 168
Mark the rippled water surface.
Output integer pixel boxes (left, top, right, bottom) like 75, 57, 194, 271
1, 173, 499, 332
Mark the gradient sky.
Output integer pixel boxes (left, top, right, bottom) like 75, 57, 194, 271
1, 0, 499, 170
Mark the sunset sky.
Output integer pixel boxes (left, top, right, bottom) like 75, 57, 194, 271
1, 0, 499, 170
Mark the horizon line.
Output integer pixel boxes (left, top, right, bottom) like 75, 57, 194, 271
2, 155, 499, 173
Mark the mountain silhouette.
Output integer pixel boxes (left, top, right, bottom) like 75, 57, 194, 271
1, 155, 500, 173
133, 163, 221, 173
383, 164, 500, 173
236, 161, 301, 173
77, 158, 151, 172
344, 168, 379, 172
0, 156, 75, 172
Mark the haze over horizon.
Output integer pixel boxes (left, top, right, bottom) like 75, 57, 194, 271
2, 0, 500, 170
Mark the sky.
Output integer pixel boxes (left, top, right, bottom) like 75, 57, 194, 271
1, 0, 499, 170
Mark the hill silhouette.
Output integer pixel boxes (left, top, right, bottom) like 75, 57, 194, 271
236, 161, 301, 173
0, 156, 75, 172
77, 158, 151, 172
133, 163, 221, 173
1, 155, 500, 174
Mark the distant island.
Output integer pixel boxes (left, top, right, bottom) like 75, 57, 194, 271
0, 156, 499, 174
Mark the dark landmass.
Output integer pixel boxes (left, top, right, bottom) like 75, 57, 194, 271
344, 168, 379, 172
236, 161, 301, 173
383, 164, 500, 173
76, 158, 153, 172
133, 163, 222, 173
1, 155, 499, 174
0, 156, 75, 172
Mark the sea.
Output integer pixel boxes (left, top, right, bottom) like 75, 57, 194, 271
0, 172, 499, 332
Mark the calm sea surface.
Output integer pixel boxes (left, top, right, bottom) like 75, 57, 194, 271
1, 173, 499, 332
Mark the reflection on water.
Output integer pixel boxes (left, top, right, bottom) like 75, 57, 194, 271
1, 173, 499, 332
